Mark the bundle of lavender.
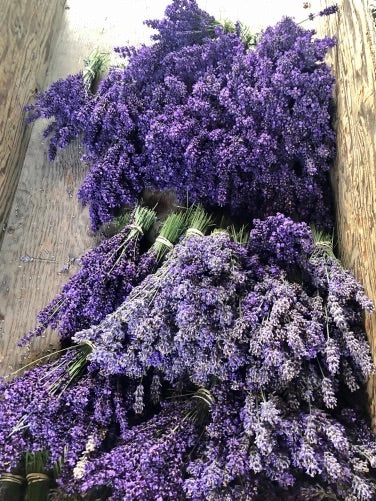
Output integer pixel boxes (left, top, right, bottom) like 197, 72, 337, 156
25, 50, 108, 161
2, 212, 376, 499
21, 204, 157, 344
2, 1, 375, 500
26, 0, 338, 230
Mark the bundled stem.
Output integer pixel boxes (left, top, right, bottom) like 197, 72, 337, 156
25, 451, 50, 501
82, 50, 109, 93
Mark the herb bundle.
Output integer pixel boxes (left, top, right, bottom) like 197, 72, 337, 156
21, 205, 157, 344
2, 1, 375, 500
27, 0, 336, 230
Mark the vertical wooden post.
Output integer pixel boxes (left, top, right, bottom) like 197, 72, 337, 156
318, 0, 376, 422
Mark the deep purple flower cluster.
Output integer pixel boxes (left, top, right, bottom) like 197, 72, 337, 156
0, 352, 132, 473
27, 0, 336, 230
2, 214, 375, 499
78, 400, 199, 500
25, 73, 91, 161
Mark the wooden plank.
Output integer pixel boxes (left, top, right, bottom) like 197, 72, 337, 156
0, 0, 66, 247
318, 0, 376, 422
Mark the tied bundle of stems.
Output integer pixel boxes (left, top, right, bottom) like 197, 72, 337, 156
25, 451, 50, 501
310, 226, 336, 260
21, 204, 157, 345
113, 204, 214, 318
25, 207, 192, 398
0, 471, 25, 501
82, 49, 109, 93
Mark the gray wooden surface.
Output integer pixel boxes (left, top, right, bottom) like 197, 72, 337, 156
318, 0, 376, 424
0, 0, 65, 247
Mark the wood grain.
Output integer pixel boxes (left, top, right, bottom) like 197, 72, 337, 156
0, 0, 66, 247
318, 0, 376, 423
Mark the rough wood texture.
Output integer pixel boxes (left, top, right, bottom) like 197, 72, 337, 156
0, 0, 65, 247
318, 0, 376, 422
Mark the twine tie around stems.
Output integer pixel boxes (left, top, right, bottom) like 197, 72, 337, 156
0, 473, 25, 485
155, 236, 174, 249
186, 227, 204, 237
129, 223, 144, 235
26, 473, 50, 484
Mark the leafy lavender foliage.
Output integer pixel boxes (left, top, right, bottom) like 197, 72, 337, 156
27, 0, 336, 230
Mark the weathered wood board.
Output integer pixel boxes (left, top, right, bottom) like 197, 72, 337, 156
0, 0, 66, 247
318, 0, 376, 422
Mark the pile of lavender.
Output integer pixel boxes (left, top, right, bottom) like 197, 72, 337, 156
1, 2, 376, 501
26, 0, 336, 230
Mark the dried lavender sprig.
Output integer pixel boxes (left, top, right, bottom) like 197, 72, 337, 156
299, 4, 339, 23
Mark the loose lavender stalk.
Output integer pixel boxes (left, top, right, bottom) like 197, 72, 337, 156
21, 205, 156, 345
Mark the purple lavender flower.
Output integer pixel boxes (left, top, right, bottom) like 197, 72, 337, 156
77, 400, 199, 501
319, 5, 339, 17
27, 0, 337, 230
21, 207, 156, 343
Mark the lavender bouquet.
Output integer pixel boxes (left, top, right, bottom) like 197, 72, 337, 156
25, 50, 108, 161
22, 205, 156, 344
27, 0, 337, 230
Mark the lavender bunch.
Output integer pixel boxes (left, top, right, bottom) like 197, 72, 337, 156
33, 209, 190, 397
72, 214, 373, 414
185, 384, 376, 500
76, 400, 200, 501
73, 207, 215, 379
28, 1, 336, 230
0, 351, 134, 482
21, 205, 156, 344
25, 51, 108, 161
